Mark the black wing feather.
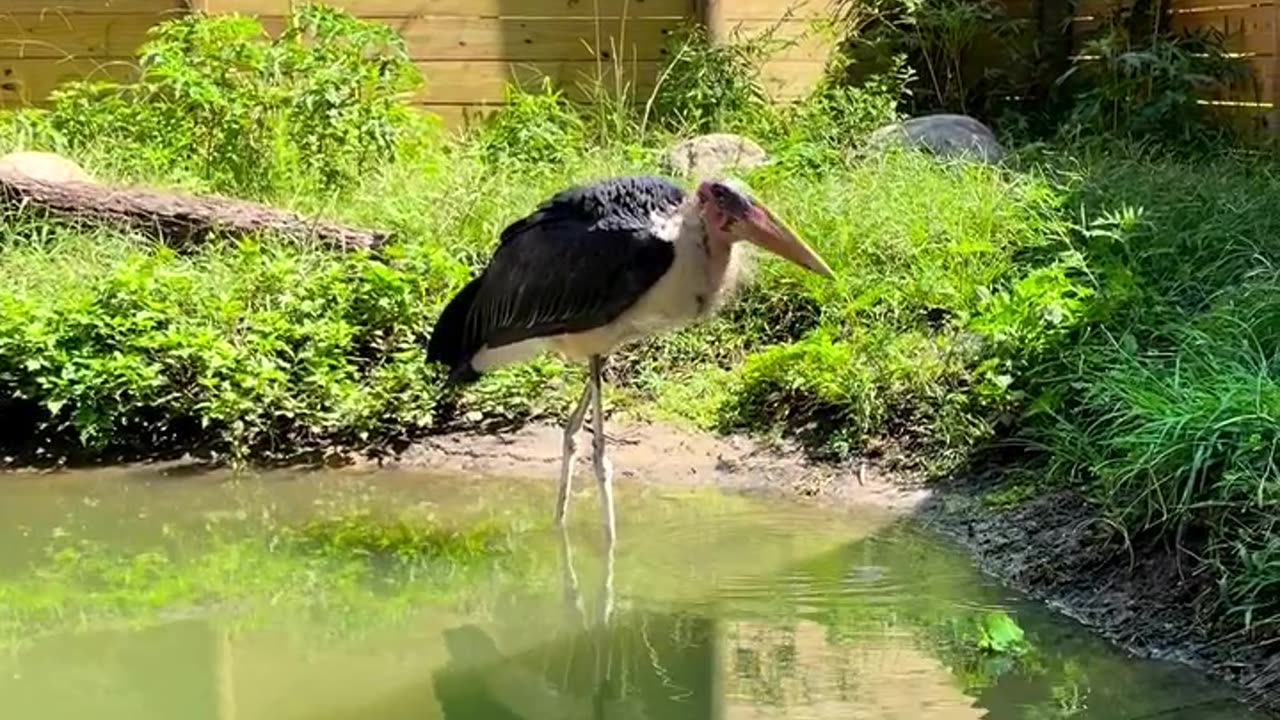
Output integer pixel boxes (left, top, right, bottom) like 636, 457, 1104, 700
426, 176, 685, 382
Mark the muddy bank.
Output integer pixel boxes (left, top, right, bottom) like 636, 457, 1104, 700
368, 420, 932, 513
916, 475, 1280, 717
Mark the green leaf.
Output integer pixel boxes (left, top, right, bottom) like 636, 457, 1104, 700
977, 611, 1027, 655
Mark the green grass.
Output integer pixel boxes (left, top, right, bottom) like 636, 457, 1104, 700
0, 114, 1073, 465
2, 1, 1279, 657
1017, 147, 1280, 640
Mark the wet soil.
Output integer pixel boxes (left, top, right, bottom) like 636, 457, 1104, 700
383, 420, 1280, 717
372, 419, 933, 513
916, 475, 1280, 718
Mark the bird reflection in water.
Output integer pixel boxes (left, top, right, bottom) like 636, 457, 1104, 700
433, 528, 714, 720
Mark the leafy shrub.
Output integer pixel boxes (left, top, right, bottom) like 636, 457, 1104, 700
470, 80, 587, 165
969, 252, 1094, 404
832, 0, 1032, 120
766, 72, 907, 172
721, 330, 903, 459
0, 109, 61, 154
648, 21, 782, 135
1058, 23, 1250, 144
0, 231, 455, 461
790, 72, 906, 141
708, 153, 1081, 464
41, 4, 424, 196
891, 0, 1025, 113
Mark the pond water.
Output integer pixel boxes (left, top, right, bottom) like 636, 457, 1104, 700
0, 465, 1266, 720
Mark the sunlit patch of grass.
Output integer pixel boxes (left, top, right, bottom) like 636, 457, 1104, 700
1019, 149, 1280, 639
636, 366, 736, 431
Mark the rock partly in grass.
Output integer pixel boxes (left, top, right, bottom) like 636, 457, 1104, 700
0, 151, 96, 184
866, 114, 1004, 165
662, 133, 769, 178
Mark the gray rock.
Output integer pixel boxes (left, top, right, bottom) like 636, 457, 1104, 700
0, 150, 96, 184
866, 113, 1004, 165
662, 133, 769, 178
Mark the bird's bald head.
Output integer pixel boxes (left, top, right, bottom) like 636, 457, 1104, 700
695, 177, 834, 279
695, 177, 754, 232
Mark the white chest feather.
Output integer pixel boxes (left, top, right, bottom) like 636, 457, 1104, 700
553, 207, 742, 361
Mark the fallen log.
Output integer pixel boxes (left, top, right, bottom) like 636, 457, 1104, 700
0, 168, 391, 253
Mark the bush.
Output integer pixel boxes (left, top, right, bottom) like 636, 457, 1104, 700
698, 152, 1082, 463
469, 80, 588, 165
36, 4, 425, 197
1057, 23, 1250, 145
831, 0, 1034, 123
0, 230, 457, 461
1008, 146, 1280, 637
765, 73, 907, 173
648, 21, 780, 135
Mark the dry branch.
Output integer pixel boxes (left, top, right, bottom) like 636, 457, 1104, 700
0, 171, 391, 253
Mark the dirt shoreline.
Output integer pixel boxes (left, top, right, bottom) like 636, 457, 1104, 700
918, 476, 1280, 717
370, 419, 934, 513
379, 420, 1280, 717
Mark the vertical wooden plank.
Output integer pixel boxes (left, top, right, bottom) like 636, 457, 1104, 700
1039, 0, 1077, 109
1272, 0, 1280, 133
700, 0, 728, 43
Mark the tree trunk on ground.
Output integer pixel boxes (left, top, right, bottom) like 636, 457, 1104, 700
0, 171, 391, 253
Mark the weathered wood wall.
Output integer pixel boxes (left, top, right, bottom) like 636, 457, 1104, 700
1, 0, 182, 106
5, 0, 1275, 127
701, 0, 841, 108
1, 0, 842, 126
206, 0, 696, 126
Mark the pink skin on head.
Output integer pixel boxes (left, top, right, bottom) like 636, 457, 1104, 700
695, 180, 834, 278
695, 181, 735, 241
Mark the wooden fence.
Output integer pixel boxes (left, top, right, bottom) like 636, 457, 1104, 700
1070, 0, 1279, 128
0, 0, 837, 126
1, 0, 1278, 128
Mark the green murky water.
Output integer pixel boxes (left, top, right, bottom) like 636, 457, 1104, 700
0, 466, 1265, 720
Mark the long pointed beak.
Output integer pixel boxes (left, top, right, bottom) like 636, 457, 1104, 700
742, 204, 834, 279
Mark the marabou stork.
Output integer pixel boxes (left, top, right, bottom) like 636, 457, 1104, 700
427, 175, 834, 545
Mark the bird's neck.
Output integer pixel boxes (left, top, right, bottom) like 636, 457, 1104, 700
676, 203, 743, 313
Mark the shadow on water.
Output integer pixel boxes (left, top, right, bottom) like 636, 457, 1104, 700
0, 468, 1267, 720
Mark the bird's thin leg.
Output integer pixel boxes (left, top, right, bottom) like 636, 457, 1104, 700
588, 354, 616, 547
554, 379, 593, 527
